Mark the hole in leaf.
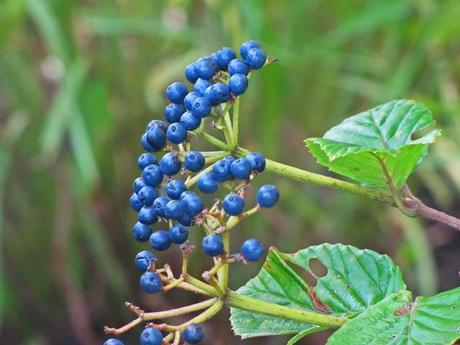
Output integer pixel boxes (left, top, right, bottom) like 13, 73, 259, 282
410, 126, 434, 141
308, 258, 328, 279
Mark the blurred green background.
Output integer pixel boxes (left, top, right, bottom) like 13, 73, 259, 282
1, 0, 460, 344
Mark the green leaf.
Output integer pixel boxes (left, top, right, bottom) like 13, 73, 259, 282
327, 288, 460, 345
306, 99, 441, 188
230, 243, 405, 341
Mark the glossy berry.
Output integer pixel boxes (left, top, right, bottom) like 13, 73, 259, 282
104, 339, 124, 345
139, 271, 162, 294
191, 97, 212, 118
153, 196, 169, 218
141, 133, 155, 152
180, 111, 201, 130
129, 193, 143, 212
135, 250, 156, 272
240, 40, 260, 59
138, 206, 158, 225
245, 47, 266, 69
230, 157, 252, 179
181, 191, 204, 216
222, 193, 245, 215
194, 57, 219, 80
164, 103, 185, 123
229, 74, 248, 96
202, 234, 224, 256
194, 78, 212, 95
166, 180, 186, 200
146, 119, 168, 132
142, 164, 163, 186
240, 238, 265, 262
169, 224, 189, 244
184, 92, 200, 111
138, 186, 158, 206
228, 58, 249, 76
212, 157, 234, 182
184, 151, 205, 172
138, 153, 157, 170
164, 200, 184, 220
133, 177, 147, 193
166, 82, 188, 104
132, 222, 153, 242
257, 184, 279, 208
166, 122, 187, 144
146, 125, 167, 151
198, 173, 218, 194
246, 152, 266, 172
149, 230, 171, 251
140, 327, 163, 345
159, 152, 181, 176
215, 47, 236, 70
185, 63, 198, 83
183, 324, 204, 344
204, 83, 231, 106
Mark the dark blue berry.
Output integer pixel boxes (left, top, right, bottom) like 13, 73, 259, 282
133, 177, 147, 193
184, 151, 205, 172
153, 196, 169, 218
166, 82, 188, 104
198, 173, 218, 194
212, 157, 234, 182
202, 234, 224, 256
215, 47, 236, 70
180, 111, 201, 130
204, 83, 230, 106
146, 119, 168, 132
166, 122, 187, 144
185, 63, 199, 83
191, 97, 212, 118
142, 164, 163, 186
194, 57, 219, 80
194, 78, 212, 95
141, 133, 155, 152
257, 184, 279, 208
184, 92, 200, 111
183, 324, 204, 344
222, 193, 245, 215
164, 103, 185, 123
159, 152, 181, 176
240, 238, 265, 262
178, 212, 194, 226
140, 327, 163, 345
245, 47, 266, 69
135, 250, 156, 272
166, 179, 186, 200
164, 200, 184, 220
169, 224, 189, 244
129, 193, 143, 212
229, 74, 248, 96
228, 59, 249, 76
138, 186, 158, 206
240, 40, 260, 59
181, 192, 204, 216
139, 272, 162, 294
230, 157, 252, 179
138, 153, 157, 170
246, 152, 266, 172
104, 339, 124, 345
146, 126, 167, 151
138, 206, 158, 225
132, 222, 153, 241
149, 230, 171, 251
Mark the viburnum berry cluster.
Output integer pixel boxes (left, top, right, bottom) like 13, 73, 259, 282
104, 40, 279, 345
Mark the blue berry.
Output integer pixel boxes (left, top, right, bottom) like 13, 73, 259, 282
185, 63, 198, 83
138, 153, 157, 170
164, 200, 184, 220
140, 327, 163, 345
184, 92, 200, 111
153, 196, 169, 218
230, 157, 252, 179
138, 206, 158, 225
202, 234, 224, 256
193, 78, 212, 95
183, 324, 204, 344
135, 250, 156, 272
166, 179, 186, 199
257, 184, 279, 208
166, 123, 187, 144
240, 238, 265, 262
222, 193, 245, 215
146, 126, 167, 151
164, 103, 185, 123
229, 74, 248, 96
141, 133, 155, 152
159, 152, 181, 176
204, 83, 230, 106
194, 57, 219, 80
146, 119, 168, 132
104, 339, 124, 345
178, 212, 194, 226
139, 272, 162, 294
142, 164, 163, 186
228, 59, 249, 76
212, 157, 234, 182
245, 47, 266, 69
240, 40, 260, 59
215, 47, 236, 70
184, 151, 205, 172
181, 191, 204, 216
191, 97, 212, 118
138, 186, 158, 206
132, 222, 153, 242
129, 193, 143, 212
166, 82, 188, 104
246, 152, 266, 172
150, 230, 171, 251
133, 177, 147, 193
198, 173, 218, 194
180, 111, 201, 130
169, 224, 189, 244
